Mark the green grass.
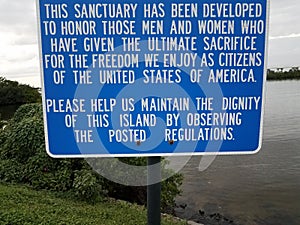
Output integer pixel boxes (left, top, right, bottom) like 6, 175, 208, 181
0, 183, 186, 225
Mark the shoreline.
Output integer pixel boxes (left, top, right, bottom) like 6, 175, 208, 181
174, 204, 239, 225
267, 69, 300, 80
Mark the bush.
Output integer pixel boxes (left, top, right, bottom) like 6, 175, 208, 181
0, 103, 183, 211
73, 169, 106, 203
161, 167, 183, 213
4, 116, 44, 162
12, 103, 42, 123
101, 157, 183, 212
0, 159, 24, 183
0, 103, 93, 196
23, 149, 73, 191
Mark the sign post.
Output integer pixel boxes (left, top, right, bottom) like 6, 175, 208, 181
147, 157, 161, 225
37, 0, 269, 224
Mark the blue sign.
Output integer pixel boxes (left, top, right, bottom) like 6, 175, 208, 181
37, 0, 269, 157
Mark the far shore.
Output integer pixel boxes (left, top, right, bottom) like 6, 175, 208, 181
267, 68, 300, 80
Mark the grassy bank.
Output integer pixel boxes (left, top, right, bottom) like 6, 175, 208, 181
0, 183, 186, 225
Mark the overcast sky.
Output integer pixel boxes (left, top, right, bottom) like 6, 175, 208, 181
0, 0, 299, 87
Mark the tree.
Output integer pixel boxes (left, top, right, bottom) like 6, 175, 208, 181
0, 76, 41, 105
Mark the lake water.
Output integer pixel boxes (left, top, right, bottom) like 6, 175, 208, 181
175, 80, 300, 225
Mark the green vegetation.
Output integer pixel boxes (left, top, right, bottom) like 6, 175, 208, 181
267, 67, 300, 80
0, 104, 107, 203
0, 182, 186, 225
100, 157, 183, 212
0, 103, 183, 214
0, 114, 7, 129
0, 77, 41, 105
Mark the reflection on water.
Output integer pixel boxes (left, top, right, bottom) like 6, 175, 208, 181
176, 81, 300, 225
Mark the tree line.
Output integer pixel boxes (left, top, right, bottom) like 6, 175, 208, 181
267, 67, 300, 80
0, 77, 41, 105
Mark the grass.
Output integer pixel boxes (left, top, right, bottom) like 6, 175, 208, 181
0, 182, 186, 225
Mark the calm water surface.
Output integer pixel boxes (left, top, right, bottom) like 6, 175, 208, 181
176, 80, 300, 225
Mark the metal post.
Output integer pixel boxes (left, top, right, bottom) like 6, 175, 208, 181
147, 156, 161, 225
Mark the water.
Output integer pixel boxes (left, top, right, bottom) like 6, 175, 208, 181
175, 80, 300, 225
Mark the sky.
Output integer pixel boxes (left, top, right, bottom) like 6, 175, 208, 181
0, 0, 300, 87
